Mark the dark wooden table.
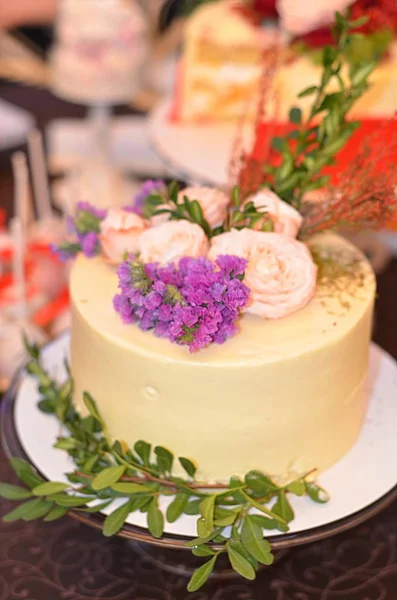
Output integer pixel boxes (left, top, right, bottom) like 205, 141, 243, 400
1, 81, 397, 600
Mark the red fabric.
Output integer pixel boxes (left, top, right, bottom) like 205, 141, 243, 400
253, 118, 397, 184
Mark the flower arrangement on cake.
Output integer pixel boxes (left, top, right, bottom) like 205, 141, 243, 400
1, 12, 396, 593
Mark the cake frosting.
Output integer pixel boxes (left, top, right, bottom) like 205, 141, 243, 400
70, 232, 375, 483
50, 0, 148, 104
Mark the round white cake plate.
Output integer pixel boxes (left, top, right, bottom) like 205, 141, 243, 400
148, 98, 251, 187
2, 333, 397, 552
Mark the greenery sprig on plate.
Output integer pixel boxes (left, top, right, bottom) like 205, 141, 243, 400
0, 343, 329, 592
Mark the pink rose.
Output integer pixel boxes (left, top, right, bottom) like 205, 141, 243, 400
139, 220, 209, 264
248, 189, 303, 238
100, 209, 147, 263
209, 229, 317, 319
277, 0, 354, 35
178, 186, 229, 228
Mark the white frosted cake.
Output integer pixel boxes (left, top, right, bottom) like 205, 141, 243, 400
69, 227, 375, 483
50, 0, 148, 104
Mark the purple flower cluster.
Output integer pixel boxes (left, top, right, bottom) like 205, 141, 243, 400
113, 255, 250, 352
53, 202, 107, 260
124, 180, 166, 216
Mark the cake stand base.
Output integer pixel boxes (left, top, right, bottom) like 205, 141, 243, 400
2, 334, 397, 557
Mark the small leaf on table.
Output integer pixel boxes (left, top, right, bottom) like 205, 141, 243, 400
187, 556, 216, 592
44, 505, 68, 522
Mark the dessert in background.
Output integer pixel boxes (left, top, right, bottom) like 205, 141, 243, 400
50, 0, 149, 104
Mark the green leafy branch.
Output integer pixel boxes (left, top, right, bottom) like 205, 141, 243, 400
266, 12, 378, 208
1, 343, 329, 592
142, 182, 212, 237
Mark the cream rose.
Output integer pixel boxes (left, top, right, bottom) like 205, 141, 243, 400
178, 186, 229, 228
248, 189, 303, 238
139, 220, 209, 264
277, 0, 354, 35
209, 229, 317, 319
100, 209, 147, 263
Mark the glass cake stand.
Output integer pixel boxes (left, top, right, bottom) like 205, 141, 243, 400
2, 333, 397, 578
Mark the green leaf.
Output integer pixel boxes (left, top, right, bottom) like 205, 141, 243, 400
250, 514, 278, 530
111, 482, 152, 495
10, 458, 44, 489
241, 516, 273, 565
54, 438, 79, 450
167, 181, 179, 203
323, 137, 347, 157
271, 136, 285, 152
214, 507, 239, 527
76, 500, 113, 513
134, 440, 151, 466
229, 540, 258, 570
82, 455, 99, 473
187, 556, 216, 592
323, 45, 337, 67
44, 505, 68, 522
227, 544, 256, 580
166, 494, 189, 523
350, 61, 376, 86
0, 483, 33, 500
298, 85, 317, 98
83, 392, 103, 424
184, 498, 201, 515
232, 186, 240, 207
242, 492, 287, 524
199, 495, 215, 535
349, 15, 368, 28
305, 482, 330, 503
91, 466, 126, 491
3, 499, 47, 522
154, 446, 174, 474
147, 498, 164, 538
197, 516, 208, 537
185, 528, 222, 548
245, 471, 279, 496
50, 493, 95, 507
229, 476, 246, 503
22, 498, 53, 521
272, 491, 295, 523
33, 482, 70, 496
178, 457, 197, 479
192, 545, 216, 557
286, 480, 306, 496
289, 107, 302, 125
103, 500, 133, 537
37, 399, 55, 414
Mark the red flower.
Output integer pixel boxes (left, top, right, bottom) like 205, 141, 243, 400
252, 0, 278, 18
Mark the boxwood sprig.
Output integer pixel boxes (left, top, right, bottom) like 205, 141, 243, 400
0, 342, 329, 592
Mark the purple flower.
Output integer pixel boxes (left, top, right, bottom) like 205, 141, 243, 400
76, 202, 107, 220
216, 255, 247, 279
124, 180, 166, 215
81, 232, 100, 258
113, 254, 251, 352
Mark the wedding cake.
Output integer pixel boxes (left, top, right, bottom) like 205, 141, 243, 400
59, 182, 376, 484
50, 0, 148, 104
